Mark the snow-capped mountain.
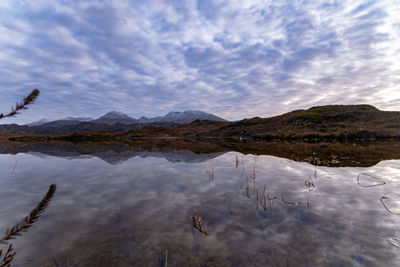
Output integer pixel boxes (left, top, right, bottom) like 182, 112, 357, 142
26, 117, 93, 127
90, 110, 225, 125
22, 110, 226, 128
25, 118, 52, 126
136, 110, 226, 124
90, 111, 137, 125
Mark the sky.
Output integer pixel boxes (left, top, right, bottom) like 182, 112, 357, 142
0, 0, 399, 124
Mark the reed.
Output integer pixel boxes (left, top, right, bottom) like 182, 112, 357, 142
0, 184, 56, 243
192, 209, 208, 235
0, 88, 42, 266
245, 176, 250, 198
0, 245, 15, 267
0, 89, 39, 120
206, 160, 214, 181
235, 154, 239, 168
260, 185, 267, 211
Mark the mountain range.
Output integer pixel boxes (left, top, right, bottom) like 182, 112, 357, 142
27, 110, 225, 127
0, 110, 226, 135
4, 105, 400, 141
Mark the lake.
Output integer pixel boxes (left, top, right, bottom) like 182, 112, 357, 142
0, 142, 399, 266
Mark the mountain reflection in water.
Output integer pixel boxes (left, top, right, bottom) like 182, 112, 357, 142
0, 141, 399, 266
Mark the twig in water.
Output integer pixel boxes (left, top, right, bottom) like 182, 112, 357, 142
192, 209, 208, 235
357, 173, 385, 187
235, 154, 239, 168
380, 192, 400, 215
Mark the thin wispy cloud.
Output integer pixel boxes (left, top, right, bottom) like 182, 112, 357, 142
0, 0, 399, 123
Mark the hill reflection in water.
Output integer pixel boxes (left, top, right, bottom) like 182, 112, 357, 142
0, 140, 399, 167
0, 141, 399, 265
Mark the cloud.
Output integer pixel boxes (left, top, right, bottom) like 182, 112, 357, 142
0, 0, 399, 124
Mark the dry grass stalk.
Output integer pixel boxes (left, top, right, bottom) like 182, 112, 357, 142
206, 160, 214, 181
0, 245, 15, 267
245, 176, 250, 198
0, 184, 56, 243
256, 188, 259, 210
235, 154, 239, 168
357, 173, 385, 187
0, 89, 39, 120
260, 185, 267, 211
192, 209, 208, 235
380, 192, 400, 215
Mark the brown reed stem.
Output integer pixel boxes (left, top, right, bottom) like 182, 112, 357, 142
0, 245, 15, 267
0, 184, 56, 243
0, 89, 39, 120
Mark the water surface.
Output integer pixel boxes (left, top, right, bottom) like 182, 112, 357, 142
0, 143, 399, 266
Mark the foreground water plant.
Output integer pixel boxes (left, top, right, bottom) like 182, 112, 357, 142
0, 89, 39, 120
0, 89, 47, 267
0, 184, 56, 266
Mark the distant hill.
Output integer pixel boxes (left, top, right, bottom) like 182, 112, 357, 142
115, 105, 400, 141
27, 117, 93, 127
198, 104, 400, 140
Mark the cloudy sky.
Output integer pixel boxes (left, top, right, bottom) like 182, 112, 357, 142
0, 0, 399, 124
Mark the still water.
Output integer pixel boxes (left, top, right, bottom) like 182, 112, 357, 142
0, 144, 399, 266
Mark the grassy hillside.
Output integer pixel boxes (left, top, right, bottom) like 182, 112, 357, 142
198, 105, 400, 140
7, 105, 400, 141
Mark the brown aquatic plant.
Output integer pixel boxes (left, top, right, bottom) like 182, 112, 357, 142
0, 184, 57, 243
0, 89, 39, 120
192, 209, 208, 235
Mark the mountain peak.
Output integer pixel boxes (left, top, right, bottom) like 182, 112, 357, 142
161, 110, 226, 124
103, 111, 130, 117
92, 111, 136, 125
